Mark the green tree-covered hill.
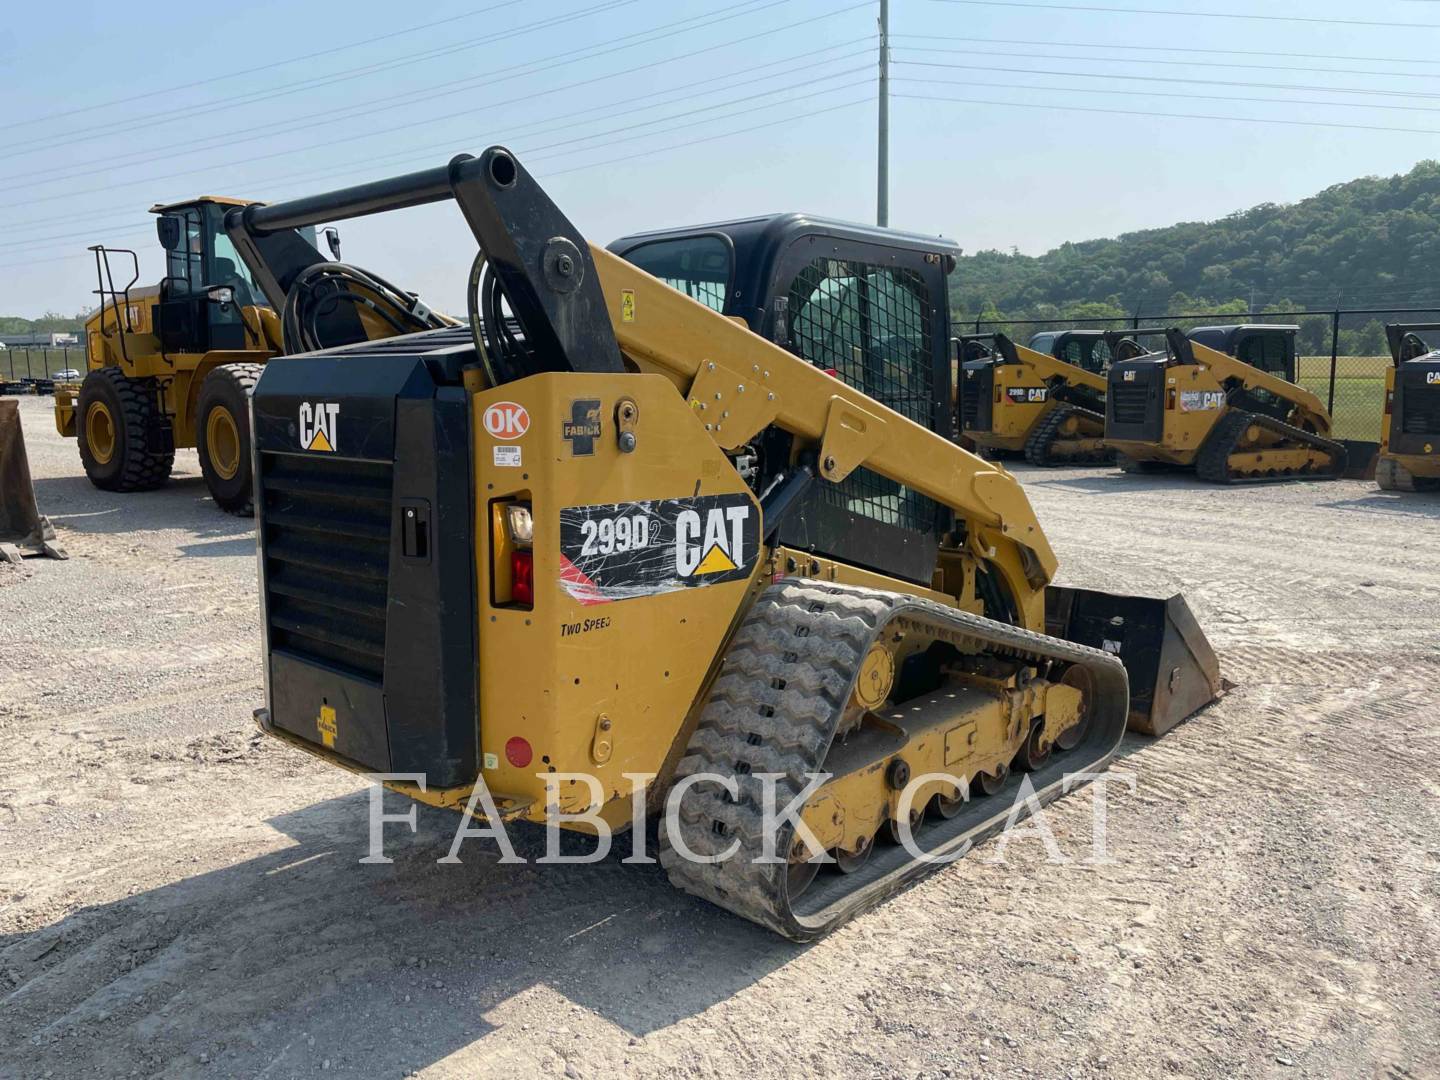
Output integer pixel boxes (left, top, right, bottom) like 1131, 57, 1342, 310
949, 160, 1440, 354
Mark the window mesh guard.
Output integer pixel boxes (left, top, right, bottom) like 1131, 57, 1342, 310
788, 258, 939, 532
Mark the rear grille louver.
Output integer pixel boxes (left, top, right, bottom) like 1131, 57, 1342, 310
1399, 386, 1440, 436
262, 454, 392, 683
1110, 384, 1152, 427
960, 367, 991, 431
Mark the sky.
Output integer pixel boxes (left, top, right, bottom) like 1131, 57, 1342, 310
2, 0, 1438, 318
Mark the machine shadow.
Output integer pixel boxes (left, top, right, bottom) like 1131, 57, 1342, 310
31, 473, 253, 540
1006, 467, 1200, 494
1318, 491, 1440, 518
0, 789, 801, 1077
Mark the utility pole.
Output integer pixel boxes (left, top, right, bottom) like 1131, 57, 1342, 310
877, 0, 890, 227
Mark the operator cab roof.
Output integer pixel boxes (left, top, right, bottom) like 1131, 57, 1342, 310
149, 195, 256, 214
1187, 323, 1299, 351
610, 212, 961, 259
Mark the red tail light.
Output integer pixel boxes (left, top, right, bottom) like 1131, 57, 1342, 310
823, 367, 840, 378
1385, 390, 1394, 415
1166, 388, 1177, 410
511, 549, 534, 607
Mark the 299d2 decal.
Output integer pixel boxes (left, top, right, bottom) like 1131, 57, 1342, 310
558, 494, 759, 605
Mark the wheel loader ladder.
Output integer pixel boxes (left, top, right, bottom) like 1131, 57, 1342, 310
88, 244, 140, 365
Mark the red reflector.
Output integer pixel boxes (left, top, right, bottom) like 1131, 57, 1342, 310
504, 736, 533, 768
511, 549, 534, 607
823, 367, 840, 378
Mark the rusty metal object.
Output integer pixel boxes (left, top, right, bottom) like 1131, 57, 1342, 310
0, 400, 67, 563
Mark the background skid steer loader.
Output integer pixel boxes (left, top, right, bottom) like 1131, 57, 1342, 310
0, 400, 66, 563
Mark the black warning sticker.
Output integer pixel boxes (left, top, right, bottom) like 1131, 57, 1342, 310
558, 494, 759, 605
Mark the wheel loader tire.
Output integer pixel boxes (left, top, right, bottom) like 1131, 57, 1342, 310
76, 368, 173, 492
196, 363, 263, 516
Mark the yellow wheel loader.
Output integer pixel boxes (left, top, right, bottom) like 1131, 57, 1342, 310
1376, 324, 1440, 492
957, 330, 1114, 466
54, 199, 452, 514
242, 148, 1219, 940
1104, 324, 1347, 483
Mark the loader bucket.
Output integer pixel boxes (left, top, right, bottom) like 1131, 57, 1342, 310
1046, 585, 1220, 736
1339, 440, 1379, 480
0, 399, 66, 563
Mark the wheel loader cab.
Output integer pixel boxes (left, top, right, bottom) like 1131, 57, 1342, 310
610, 216, 958, 586
152, 198, 265, 354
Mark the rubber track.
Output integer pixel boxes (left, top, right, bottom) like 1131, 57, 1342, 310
1195, 408, 1347, 484
84, 368, 173, 492
201, 363, 263, 517
1376, 455, 1439, 492
1023, 403, 1108, 467
658, 580, 1129, 941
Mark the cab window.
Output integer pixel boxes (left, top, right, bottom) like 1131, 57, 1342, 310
785, 256, 936, 532
621, 234, 731, 313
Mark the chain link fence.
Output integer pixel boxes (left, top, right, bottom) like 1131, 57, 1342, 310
0, 346, 83, 393
967, 306, 1440, 444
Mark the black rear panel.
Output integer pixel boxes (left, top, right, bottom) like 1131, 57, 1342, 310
263, 454, 392, 680
1106, 359, 1166, 441
960, 360, 994, 433
1393, 362, 1440, 454
253, 342, 477, 786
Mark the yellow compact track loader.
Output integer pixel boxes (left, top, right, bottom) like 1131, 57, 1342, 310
244, 148, 1220, 940
1376, 324, 1440, 492
1105, 324, 1347, 483
54, 198, 451, 513
957, 330, 1113, 465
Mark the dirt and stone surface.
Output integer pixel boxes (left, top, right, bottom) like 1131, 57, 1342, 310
2, 392, 1437, 1079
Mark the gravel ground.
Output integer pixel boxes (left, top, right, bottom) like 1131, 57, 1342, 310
2, 392, 1438, 1080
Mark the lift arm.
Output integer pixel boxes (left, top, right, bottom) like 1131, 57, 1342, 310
228, 145, 1059, 584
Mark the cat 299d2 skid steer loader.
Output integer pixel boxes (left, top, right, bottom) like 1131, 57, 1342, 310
956, 330, 1113, 466
243, 148, 1219, 941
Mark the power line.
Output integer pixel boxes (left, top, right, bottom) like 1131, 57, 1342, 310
1, 25, 870, 194
926, 0, 1440, 29
888, 33, 1440, 68
0, 0, 529, 135
0, 59, 874, 251
893, 59, 1440, 102
0, 97, 875, 275
0, 0, 870, 204
3, 0, 647, 156
3, 38, 874, 241
895, 89, 1440, 137
895, 44, 1440, 82
0, 3, 871, 213
895, 74, 1440, 116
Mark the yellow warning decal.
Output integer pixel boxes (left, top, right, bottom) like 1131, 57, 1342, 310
620, 289, 636, 323
694, 543, 738, 575
317, 704, 338, 748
